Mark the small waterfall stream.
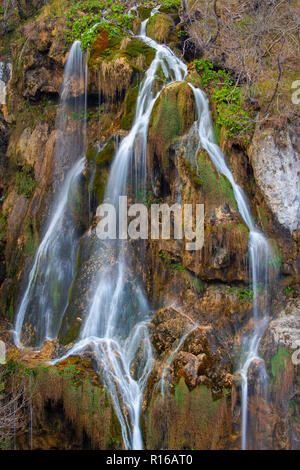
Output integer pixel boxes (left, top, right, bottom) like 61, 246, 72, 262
55, 16, 188, 450
14, 41, 86, 347
189, 85, 272, 449
14, 7, 274, 451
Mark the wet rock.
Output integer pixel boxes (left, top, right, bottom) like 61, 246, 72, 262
146, 13, 174, 43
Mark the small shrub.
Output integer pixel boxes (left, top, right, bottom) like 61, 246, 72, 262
194, 59, 253, 141
14, 164, 37, 199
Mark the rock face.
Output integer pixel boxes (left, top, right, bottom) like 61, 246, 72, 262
249, 123, 300, 232
0, 0, 299, 451
146, 13, 174, 43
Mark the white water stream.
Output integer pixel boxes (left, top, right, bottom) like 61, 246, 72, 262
14, 41, 86, 347
15, 7, 272, 451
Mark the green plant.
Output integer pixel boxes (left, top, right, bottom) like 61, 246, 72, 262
65, 1, 135, 51
161, 0, 181, 10
159, 251, 185, 272
14, 164, 37, 199
227, 285, 254, 302
284, 286, 295, 298
0, 211, 8, 244
194, 59, 253, 140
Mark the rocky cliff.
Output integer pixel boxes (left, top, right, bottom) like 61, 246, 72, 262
0, 0, 299, 450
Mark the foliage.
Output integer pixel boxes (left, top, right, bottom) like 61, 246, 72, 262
161, 0, 181, 10
187, 275, 204, 293
159, 251, 185, 272
194, 59, 252, 141
0, 211, 8, 244
227, 285, 253, 302
65, 1, 134, 51
14, 164, 37, 199
284, 286, 295, 298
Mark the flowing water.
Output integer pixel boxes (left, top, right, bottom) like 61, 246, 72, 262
54, 16, 188, 450
189, 85, 272, 449
0, 61, 12, 105
15, 8, 272, 451
14, 41, 86, 347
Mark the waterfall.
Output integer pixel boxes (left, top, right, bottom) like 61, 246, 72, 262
188, 86, 272, 449
0, 61, 12, 105
54, 18, 187, 450
159, 324, 198, 399
14, 7, 274, 451
14, 41, 87, 347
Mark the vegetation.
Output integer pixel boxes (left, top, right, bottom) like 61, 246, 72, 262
159, 251, 185, 272
227, 285, 254, 302
182, 0, 299, 121
65, 1, 134, 51
194, 59, 252, 141
271, 347, 290, 379
14, 164, 37, 199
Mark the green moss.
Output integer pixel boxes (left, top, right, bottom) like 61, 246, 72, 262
123, 39, 155, 67
187, 274, 204, 293
271, 347, 290, 379
196, 148, 237, 211
146, 13, 174, 43
14, 164, 37, 199
153, 95, 181, 141
23, 216, 39, 256
25, 364, 122, 449
136, 6, 153, 21
121, 86, 139, 130
150, 82, 194, 167
86, 145, 98, 163
145, 378, 223, 449
96, 141, 116, 167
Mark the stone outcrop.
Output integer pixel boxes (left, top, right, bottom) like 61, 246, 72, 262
249, 122, 300, 233
0, 0, 299, 451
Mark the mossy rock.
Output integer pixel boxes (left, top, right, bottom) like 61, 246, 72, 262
194, 148, 238, 211
121, 85, 139, 130
24, 365, 122, 449
137, 6, 153, 21
146, 13, 174, 43
148, 81, 195, 172
93, 140, 116, 202
145, 378, 228, 449
122, 38, 155, 68
96, 141, 116, 167
271, 347, 290, 380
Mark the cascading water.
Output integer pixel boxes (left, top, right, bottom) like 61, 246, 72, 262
14, 6, 274, 451
188, 85, 272, 449
159, 323, 198, 399
54, 17, 188, 450
14, 41, 87, 347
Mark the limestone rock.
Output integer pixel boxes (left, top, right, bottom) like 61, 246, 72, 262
249, 123, 300, 232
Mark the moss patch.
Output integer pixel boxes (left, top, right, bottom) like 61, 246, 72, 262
193, 148, 238, 211
121, 85, 139, 130
149, 81, 195, 172
146, 378, 228, 449
271, 347, 290, 379
146, 13, 174, 43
